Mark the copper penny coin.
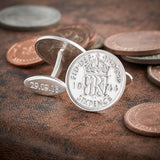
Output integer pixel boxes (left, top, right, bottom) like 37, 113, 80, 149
54, 24, 90, 48
104, 31, 160, 56
147, 65, 160, 87
6, 36, 44, 67
124, 103, 160, 136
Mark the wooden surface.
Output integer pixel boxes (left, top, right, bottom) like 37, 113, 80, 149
0, 0, 160, 159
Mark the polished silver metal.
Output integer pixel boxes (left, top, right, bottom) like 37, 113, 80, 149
125, 72, 133, 86
24, 36, 86, 96
37, 36, 86, 52
24, 45, 66, 96
35, 35, 86, 66
65, 49, 132, 112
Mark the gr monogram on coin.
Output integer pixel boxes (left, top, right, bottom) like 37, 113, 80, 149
65, 49, 126, 112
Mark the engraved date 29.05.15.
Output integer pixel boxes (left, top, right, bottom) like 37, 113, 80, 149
30, 81, 59, 93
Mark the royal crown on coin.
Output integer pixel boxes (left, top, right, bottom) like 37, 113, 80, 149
85, 54, 110, 75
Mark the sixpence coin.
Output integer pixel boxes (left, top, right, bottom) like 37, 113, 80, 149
65, 49, 126, 112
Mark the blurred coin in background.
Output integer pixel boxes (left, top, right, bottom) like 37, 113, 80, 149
0, 5, 61, 30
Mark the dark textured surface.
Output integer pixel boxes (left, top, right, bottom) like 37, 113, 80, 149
0, 0, 160, 160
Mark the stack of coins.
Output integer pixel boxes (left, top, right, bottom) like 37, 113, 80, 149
53, 24, 104, 50
104, 31, 160, 137
6, 23, 104, 67
1, 4, 61, 67
104, 31, 160, 87
2, 4, 104, 67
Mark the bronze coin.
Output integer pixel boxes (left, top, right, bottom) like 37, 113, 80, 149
89, 34, 104, 49
6, 36, 44, 67
79, 23, 97, 48
104, 31, 160, 56
54, 24, 90, 48
147, 65, 160, 87
124, 103, 160, 137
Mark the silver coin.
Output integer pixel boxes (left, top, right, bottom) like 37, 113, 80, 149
65, 49, 126, 112
121, 54, 160, 64
0, 5, 61, 30
24, 76, 66, 96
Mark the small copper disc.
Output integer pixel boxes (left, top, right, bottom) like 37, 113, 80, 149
104, 31, 160, 56
54, 24, 90, 48
147, 65, 160, 87
124, 103, 160, 136
6, 36, 43, 67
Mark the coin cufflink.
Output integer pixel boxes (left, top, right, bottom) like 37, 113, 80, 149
24, 36, 132, 111
24, 36, 86, 96
65, 49, 132, 112
24, 46, 66, 96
